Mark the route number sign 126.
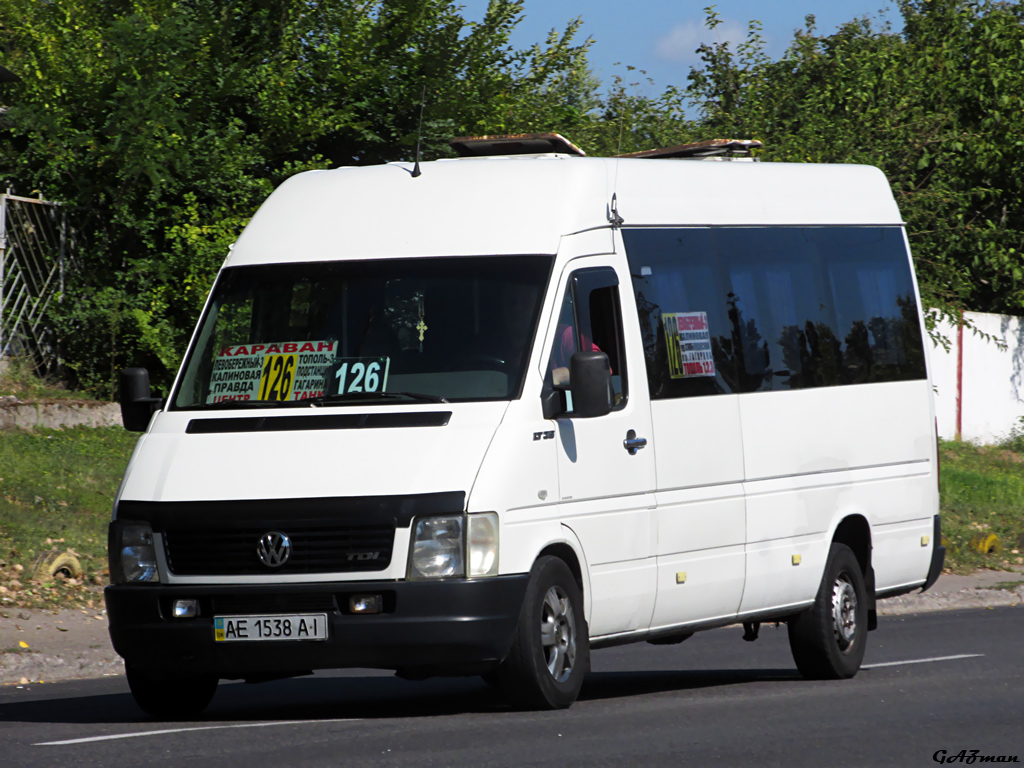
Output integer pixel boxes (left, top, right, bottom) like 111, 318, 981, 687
326, 357, 390, 396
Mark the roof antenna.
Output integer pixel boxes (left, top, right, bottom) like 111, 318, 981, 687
411, 85, 426, 178
616, 106, 626, 156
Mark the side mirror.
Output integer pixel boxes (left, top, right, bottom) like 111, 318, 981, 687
120, 368, 163, 432
569, 351, 612, 418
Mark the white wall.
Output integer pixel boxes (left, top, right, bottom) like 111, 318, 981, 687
929, 311, 1024, 444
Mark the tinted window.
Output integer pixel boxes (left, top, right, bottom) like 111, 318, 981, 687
719, 228, 841, 392
623, 229, 733, 398
623, 227, 925, 399
815, 228, 927, 384
172, 255, 553, 408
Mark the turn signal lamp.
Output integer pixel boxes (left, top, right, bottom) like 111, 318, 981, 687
467, 513, 499, 577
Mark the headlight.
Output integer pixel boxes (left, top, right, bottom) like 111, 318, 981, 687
408, 516, 464, 579
467, 512, 499, 577
113, 523, 160, 583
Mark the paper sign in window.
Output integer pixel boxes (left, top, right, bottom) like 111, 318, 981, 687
664, 312, 715, 379
207, 340, 339, 403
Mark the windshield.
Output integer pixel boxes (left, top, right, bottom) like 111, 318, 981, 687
172, 255, 553, 409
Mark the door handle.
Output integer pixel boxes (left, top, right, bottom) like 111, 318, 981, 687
623, 429, 647, 455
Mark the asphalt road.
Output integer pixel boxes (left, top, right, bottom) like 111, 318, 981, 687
2, 606, 1021, 768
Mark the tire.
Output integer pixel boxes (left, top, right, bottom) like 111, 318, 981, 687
496, 556, 589, 709
31, 550, 83, 583
787, 543, 868, 680
125, 663, 218, 718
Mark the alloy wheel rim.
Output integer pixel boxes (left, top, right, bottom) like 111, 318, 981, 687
831, 573, 858, 652
540, 585, 576, 682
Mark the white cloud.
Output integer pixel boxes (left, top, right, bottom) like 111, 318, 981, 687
654, 18, 749, 63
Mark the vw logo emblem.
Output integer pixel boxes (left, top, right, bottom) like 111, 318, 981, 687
256, 531, 292, 568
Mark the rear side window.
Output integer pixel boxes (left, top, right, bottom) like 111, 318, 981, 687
623, 227, 926, 400
820, 228, 927, 384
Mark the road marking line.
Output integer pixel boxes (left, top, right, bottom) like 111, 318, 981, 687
32, 653, 986, 745
35, 718, 360, 746
862, 653, 984, 669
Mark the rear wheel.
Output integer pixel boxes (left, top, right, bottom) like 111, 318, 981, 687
125, 663, 218, 718
496, 556, 588, 709
787, 543, 868, 680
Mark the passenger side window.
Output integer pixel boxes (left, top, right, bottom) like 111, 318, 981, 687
622, 226, 926, 400
623, 228, 734, 398
545, 267, 628, 412
719, 228, 841, 392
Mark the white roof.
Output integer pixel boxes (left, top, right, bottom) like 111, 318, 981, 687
228, 155, 903, 267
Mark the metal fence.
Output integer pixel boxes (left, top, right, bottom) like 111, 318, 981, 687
0, 192, 72, 374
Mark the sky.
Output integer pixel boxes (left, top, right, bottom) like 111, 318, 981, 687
458, 1, 903, 94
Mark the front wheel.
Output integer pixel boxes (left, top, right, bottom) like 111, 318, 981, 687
787, 543, 868, 680
125, 663, 218, 718
496, 556, 589, 709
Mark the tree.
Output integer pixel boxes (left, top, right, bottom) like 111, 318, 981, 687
0, 0, 593, 395
684, 1, 1024, 319
577, 67, 698, 157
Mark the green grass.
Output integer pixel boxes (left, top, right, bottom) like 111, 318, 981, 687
939, 439, 1024, 573
0, 426, 139, 608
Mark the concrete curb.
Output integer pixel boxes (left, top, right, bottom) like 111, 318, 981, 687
0, 400, 122, 431
877, 569, 1024, 615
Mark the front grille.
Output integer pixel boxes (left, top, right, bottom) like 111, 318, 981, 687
163, 521, 394, 576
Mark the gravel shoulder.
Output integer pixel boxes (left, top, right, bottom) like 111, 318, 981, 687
2, 570, 1023, 686
1, 605, 122, 686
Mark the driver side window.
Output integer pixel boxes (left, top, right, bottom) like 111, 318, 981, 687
545, 267, 628, 411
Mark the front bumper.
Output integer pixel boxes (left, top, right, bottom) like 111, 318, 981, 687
105, 575, 528, 679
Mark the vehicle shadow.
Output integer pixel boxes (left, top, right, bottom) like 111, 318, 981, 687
0, 666, 803, 726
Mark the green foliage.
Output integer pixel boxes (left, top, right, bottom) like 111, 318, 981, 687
0, 1, 594, 396
998, 416, 1024, 454
683, 1, 1024, 320
577, 67, 697, 157
3, 1, 1022, 398
0, 356, 93, 401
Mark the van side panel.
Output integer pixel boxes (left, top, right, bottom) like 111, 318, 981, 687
650, 490, 746, 628
620, 221, 936, 622
647, 399, 747, 628
739, 382, 933, 481
871, 516, 935, 591
557, 502, 656, 637
739, 371, 934, 612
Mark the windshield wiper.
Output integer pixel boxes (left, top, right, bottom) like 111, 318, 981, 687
296, 391, 449, 406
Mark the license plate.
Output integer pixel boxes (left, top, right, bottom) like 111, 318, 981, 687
214, 614, 328, 642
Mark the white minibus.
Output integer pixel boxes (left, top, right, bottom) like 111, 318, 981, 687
108, 134, 944, 716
